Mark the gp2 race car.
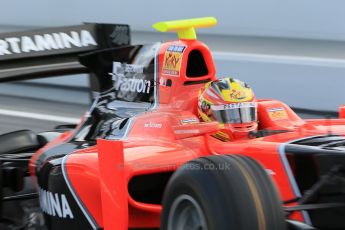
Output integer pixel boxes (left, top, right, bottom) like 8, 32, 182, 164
1, 17, 345, 230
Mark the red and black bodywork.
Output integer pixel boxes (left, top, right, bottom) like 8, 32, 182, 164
1, 21, 345, 230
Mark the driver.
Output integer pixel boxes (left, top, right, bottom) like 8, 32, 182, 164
198, 77, 258, 141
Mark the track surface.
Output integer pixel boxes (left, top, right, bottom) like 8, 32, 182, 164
0, 88, 88, 135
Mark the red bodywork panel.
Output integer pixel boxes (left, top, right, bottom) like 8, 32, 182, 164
30, 38, 345, 229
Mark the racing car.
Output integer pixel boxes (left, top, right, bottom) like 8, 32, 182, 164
1, 17, 345, 230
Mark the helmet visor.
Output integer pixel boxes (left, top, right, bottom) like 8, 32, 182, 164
211, 102, 257, 124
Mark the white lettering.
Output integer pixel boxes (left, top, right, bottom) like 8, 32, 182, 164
61, 194, 74, 219
39, 188, 74, 219
39, 189, 45, 213
0, 30, 97, 56
21, 36, 38, 52
35, 34, 58, 51
136, 80, 144, 93
109, 62, 150, 95
120, 78, 130, 92
144, 122, 162, 129
124, 64, 143, 74
111, 75, 150, 94
145, 80, 151, 94
0, 39, 11, 55
129, 79, 137, 92
112, 62, 122, 75
5, 37, 20, 53
49, 192, 62, 217
110, 63, 151, 95
180, 118, 199, 125
211, 102, 256, 111
47, 191, 52, 215
53, 33, 64, 49
60, 31, 81, 48
80, 30, 97, 46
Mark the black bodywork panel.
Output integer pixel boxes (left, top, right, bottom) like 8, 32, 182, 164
285, 136, 345, 229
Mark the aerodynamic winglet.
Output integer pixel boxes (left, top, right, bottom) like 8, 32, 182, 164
152, 17, 217, 40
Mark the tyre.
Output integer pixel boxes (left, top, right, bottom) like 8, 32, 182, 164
161, 155, 286, 230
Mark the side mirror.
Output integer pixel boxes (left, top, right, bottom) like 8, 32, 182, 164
173, 121, 220, 139
339, 105, 345, 119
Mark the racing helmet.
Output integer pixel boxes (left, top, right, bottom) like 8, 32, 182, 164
198, 77, 258, 139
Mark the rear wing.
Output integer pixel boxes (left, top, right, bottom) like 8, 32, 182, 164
0, 23, 130, 83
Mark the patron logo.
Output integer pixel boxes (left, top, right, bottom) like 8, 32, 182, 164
0, 30, 97, 55
109, 62, 151, 94
39, 188, 74, 219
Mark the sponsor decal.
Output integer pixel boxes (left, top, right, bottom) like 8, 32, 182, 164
162, 45, 186, 76
180, 117, 199, 125
174, 129, 200, 134
0, 30, 97, 55
109, 62, 151, 94
109, 25, 130, 45
268, 107, 288, 120
112, 62, 144, 74
144, 121, 162, 128
211, 102, 256, 111
229, 89, 246, 100
39, 188, 74, 219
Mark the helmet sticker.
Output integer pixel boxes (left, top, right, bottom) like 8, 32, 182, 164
229, 89, 246, 100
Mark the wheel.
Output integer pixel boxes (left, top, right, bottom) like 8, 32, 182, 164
161, 155, 286, 230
